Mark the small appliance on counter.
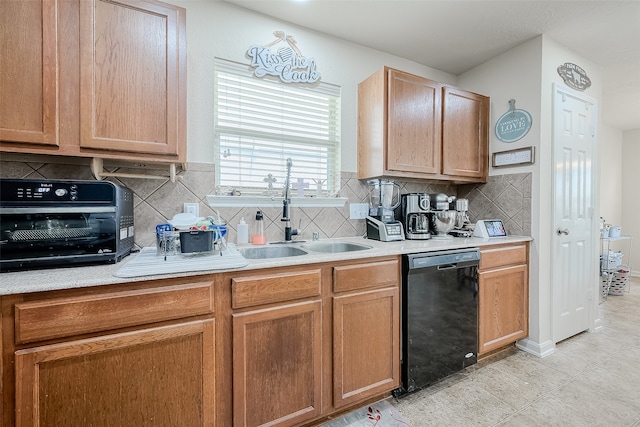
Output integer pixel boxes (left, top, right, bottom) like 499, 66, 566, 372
449, 198, 474, 238
401, 193, 431, 240
0, 178, 134, 271
473, 219, 507, 238
366, 179, 404, 241
429, 193, 457, 239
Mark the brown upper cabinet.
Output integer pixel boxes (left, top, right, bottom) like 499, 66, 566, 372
358, 67, 489, 183
0, 0, 186, 163
0, 0, 57, 147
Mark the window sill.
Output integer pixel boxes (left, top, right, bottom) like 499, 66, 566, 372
206, 195, 348, 208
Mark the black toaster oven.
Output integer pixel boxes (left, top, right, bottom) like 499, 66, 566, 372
0, 179, 134, 272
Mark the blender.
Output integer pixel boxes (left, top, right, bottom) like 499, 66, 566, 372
366, 179, 404, 241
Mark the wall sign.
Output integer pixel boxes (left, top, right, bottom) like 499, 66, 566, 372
247, 31, 321, 84
495, 99, 532, 143
492, 146, 535, 168
557, 62, 591, 91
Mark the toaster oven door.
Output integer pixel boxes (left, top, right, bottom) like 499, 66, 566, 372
0, 207, 119, 270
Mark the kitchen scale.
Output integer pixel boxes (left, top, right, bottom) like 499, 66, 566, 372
450, 228, 474, 238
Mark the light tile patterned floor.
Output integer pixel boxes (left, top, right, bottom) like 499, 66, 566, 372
392, 278, 640, 427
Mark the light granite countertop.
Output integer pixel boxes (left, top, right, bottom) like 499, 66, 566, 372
0, 235, 532, 296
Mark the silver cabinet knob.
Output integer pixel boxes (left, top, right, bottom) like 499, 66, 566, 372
556, 228, 570, 235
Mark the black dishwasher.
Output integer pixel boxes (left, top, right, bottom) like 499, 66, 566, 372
396, 248, 480, 396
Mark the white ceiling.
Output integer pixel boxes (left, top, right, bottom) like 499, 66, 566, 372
223, 0, 640, 131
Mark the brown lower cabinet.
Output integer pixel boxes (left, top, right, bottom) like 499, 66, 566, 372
224, 257, 401, 427
331, 259, 400, 409
332, 288, 400, 409
478, 243, 530, 355
2, 279, 216, 427
2, 256, 401, 427
15, 320, 215, 426
233, 301, 323, 427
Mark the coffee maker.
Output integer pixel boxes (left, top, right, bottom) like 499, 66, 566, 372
401, 193, 431, 239
366, 179, 404, 241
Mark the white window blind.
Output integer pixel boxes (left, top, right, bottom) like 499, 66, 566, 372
214, 58, 341, 196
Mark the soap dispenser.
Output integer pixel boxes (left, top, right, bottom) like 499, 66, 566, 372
237, 217, 249, 244
252, 210, 266, 245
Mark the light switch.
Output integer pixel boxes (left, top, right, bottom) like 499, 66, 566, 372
349, 203, 369, 219
183, 203, 199, 217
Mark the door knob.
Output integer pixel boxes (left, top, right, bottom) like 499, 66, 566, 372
556, 228, 570, 235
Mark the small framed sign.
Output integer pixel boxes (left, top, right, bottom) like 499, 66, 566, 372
492, 146, 535, 168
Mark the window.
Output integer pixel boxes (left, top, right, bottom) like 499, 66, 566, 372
213, 58, 341, 196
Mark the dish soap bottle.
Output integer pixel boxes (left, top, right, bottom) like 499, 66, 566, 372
237, 217, 249, 245
252, 210, 266, 245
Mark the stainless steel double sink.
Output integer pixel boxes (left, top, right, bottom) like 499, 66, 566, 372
238, 241, 372, 259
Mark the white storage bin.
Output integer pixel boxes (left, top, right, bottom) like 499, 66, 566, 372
601, 250, 623, 270
608, 226, 622, 238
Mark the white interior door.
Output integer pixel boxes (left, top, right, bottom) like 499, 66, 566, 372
552, 83, 596, 343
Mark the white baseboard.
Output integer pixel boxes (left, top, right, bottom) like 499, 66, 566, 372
515, 338, 555, 358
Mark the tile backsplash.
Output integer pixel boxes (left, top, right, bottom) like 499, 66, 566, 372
1, 157, 530, 246
458, 173, 532, 236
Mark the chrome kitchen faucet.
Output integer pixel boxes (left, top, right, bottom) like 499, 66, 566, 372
282, 158, 299, 242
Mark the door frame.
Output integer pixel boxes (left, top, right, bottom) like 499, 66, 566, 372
550, 82, 600, 343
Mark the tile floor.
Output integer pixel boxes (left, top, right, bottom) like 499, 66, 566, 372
391, 278, 640, 426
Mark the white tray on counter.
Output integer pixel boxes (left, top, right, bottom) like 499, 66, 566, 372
114, 245, 248, 278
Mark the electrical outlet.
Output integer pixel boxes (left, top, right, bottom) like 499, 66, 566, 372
349, 203, 369, 220
183, 203, 199, 217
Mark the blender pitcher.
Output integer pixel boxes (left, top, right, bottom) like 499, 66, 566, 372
368, 179, 401, 222
367, 179, 381, 216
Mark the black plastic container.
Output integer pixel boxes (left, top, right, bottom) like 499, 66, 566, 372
179, 230, 213, 253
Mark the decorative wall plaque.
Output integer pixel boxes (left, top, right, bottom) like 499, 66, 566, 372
557, 62, 591, 91
495, 99, 532, 143
247, 31, 321, 84
492, 146, 535, 168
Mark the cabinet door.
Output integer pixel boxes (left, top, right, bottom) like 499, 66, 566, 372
0, 0, 57, 146
15, 320, 215, 427
387, 69, 442, 175
79, 0, 185, 158
478, 264, 528, 355
442, 86, 489, 180
333, 288, 400, 408
233, 301, 322, 427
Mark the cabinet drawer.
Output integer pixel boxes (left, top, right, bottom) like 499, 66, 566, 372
333, 259, 399, 293
14, 282, 214, 344
231, 270, 322, 309
480, 244, 528, 270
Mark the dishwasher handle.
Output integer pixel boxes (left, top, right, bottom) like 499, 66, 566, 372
406, 248, 480, 270
437, 264, 458, 270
